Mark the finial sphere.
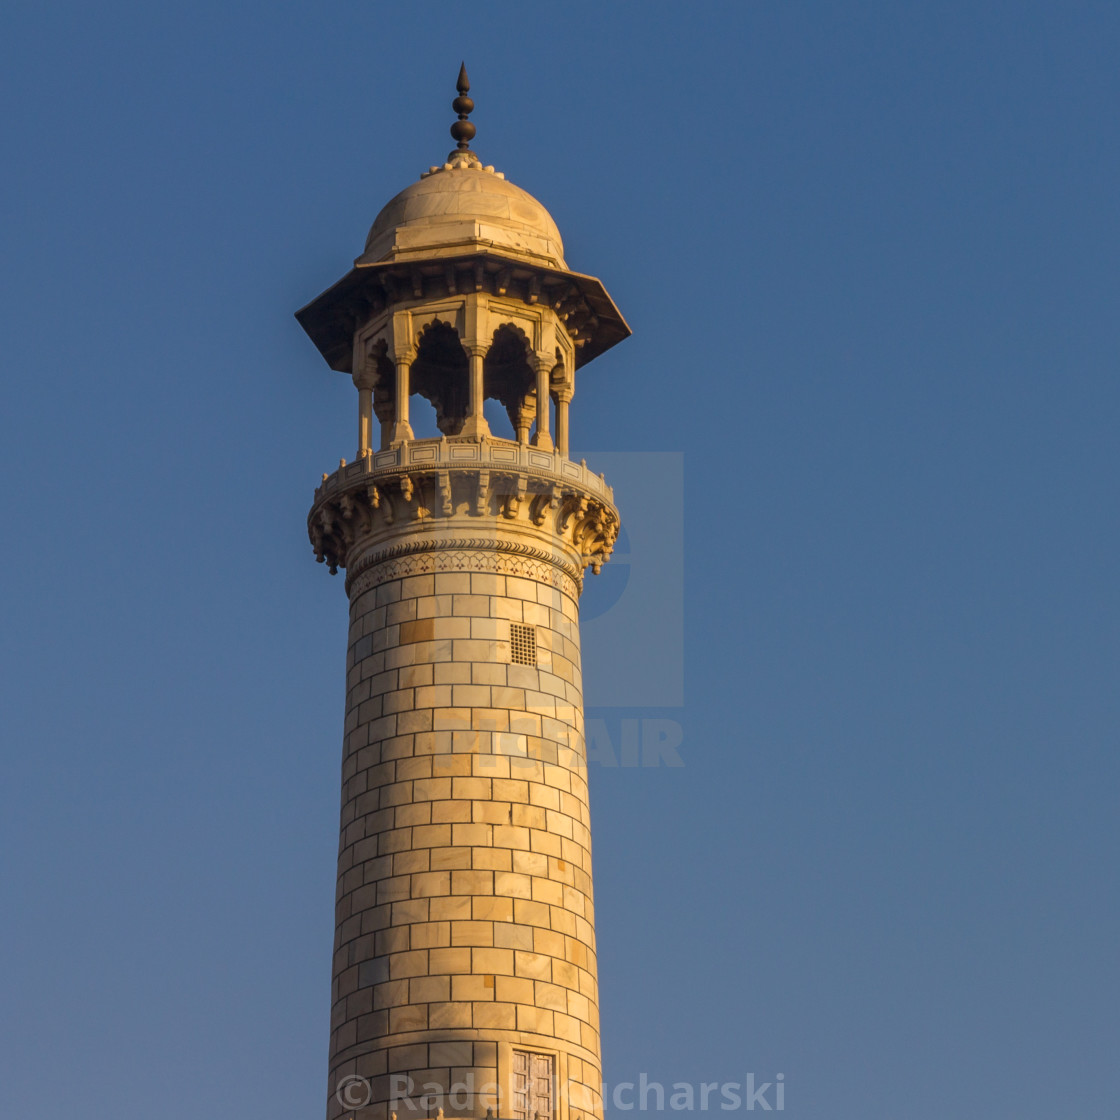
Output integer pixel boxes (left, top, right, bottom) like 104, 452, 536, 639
450, 120, 476, 144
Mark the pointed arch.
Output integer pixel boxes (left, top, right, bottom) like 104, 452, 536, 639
364, 338, 396, 450
411, 319, 469, 435
485, 323, 536, 443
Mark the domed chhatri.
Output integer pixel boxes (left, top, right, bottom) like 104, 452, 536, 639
296, 68, 627, 374
360, 63, 567, 269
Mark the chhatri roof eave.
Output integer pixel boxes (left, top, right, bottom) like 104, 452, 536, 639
295, 250, 630, 375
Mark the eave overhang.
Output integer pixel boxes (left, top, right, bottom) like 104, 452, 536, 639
295, 250, 629, 374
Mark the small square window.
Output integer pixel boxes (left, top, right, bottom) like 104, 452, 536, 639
510, 623, 537, 666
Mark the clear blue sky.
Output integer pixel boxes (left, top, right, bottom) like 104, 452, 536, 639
2, 2, 1118, 1117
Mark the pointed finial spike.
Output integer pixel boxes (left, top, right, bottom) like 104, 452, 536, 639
450, 62, 476, 154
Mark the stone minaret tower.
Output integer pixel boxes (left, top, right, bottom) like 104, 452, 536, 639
296, 68, 628, 1120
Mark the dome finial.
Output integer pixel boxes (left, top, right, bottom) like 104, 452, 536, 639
450, 62, 476, 152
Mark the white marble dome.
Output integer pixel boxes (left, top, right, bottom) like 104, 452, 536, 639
358, 156, 567, 270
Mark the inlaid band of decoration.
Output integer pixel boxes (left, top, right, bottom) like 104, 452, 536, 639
347, 543, 582, 602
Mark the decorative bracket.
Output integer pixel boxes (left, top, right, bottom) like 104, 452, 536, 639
531, 483, 559, 527
503, 475, 528, 519
438, 470, 453, 516
475, 470, 490, 515
559, 495, 589, 533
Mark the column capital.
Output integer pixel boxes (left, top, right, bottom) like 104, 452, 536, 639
460, 338, 488, 360
353, 366, 378, 391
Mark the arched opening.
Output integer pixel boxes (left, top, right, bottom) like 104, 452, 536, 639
411, 320, 468, 435
483, 397, 515, 439
484, 324, 535, 444
408, 394, 442, 440
366, 340, 396, 451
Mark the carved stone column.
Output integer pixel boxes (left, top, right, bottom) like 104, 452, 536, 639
389, 348, 415, 444
373, 381, 395, 451
516, 394, 535, 446
531, 353, 553, 450
555, 385, 573, 458
460, 341, 491, 438
353, 366, 376, 458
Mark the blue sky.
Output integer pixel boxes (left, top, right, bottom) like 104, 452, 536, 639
2, 2, 1118, 1117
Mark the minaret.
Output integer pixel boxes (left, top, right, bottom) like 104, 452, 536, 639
296, 68, 628, 1120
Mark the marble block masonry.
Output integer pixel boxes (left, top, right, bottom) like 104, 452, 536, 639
296, 66, 630, 1120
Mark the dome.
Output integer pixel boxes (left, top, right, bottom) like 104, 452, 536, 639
358, 157, 567, 271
